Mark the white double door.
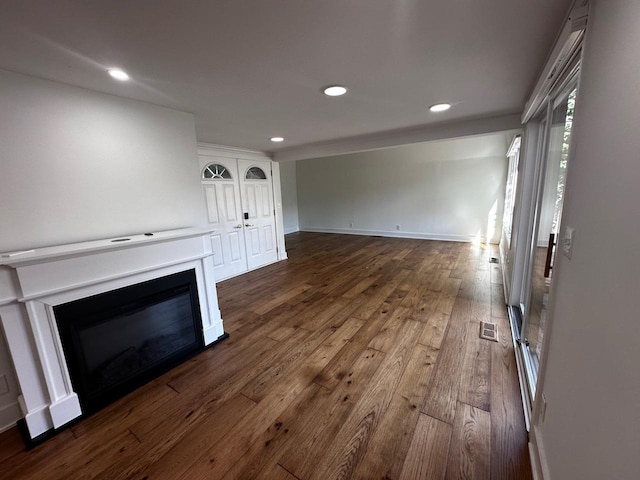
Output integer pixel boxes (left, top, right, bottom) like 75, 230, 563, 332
202, 157, 278, 281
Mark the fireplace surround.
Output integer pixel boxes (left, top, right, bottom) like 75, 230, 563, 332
0, 228, 225, 444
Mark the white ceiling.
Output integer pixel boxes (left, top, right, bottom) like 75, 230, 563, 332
0, 0, 573, 154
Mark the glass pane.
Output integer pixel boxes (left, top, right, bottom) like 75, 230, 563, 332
245, 167, 267, 180
502, 139, 520, 248
203, 164, 231, 179
524, 88, 576, 370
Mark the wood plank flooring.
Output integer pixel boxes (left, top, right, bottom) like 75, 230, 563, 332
0, 232, 531, 479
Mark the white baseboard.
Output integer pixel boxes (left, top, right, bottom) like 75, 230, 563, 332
0, 401, 21, 433
529, 442, 542, 480
529, 425, 551, 480
284, 226, 300, 235
299, 226, 498, 244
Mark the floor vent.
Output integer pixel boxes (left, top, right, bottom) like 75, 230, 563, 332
480, 321, 498, 342
489, 257, 499, 264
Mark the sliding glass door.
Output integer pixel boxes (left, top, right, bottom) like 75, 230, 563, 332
518, 84, 577, 397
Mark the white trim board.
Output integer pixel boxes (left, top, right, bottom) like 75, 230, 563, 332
0, 401, 21, 434
522, 0, 588, 123
300, 227, 498, 244
197, 142, 271, 162
284, 226, 300, 235
529, 424, 552, 480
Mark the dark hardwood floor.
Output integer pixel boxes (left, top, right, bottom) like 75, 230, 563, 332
0, 232, 531, 479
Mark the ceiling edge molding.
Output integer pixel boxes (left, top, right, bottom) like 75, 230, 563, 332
272, 113, 523, 162
197, 142, 272, 161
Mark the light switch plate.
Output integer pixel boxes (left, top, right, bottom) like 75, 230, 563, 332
562, 226, 575, 259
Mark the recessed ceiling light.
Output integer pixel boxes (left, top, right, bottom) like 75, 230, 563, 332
270, 137, 284, 143
107, 68, 130, 81
323, 85, 348, 97
429, 103, 451, 112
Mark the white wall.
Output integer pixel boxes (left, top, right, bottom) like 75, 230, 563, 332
296, 134, 510, 243
532, 1, 640, 478
0, 70, 206, 252
279, 161, 299, 234
0, 69, 207, 430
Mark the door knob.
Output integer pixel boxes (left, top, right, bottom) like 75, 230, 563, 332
245, 223, 254, 227
234, 224, 242, 229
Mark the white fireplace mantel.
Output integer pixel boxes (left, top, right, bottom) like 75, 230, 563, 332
0, 227, 225, 440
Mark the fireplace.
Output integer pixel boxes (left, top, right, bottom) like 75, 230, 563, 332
0, 228, 225, 445
54, 269, 204, 414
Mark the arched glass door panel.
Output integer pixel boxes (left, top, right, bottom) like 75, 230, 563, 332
203, 163, 232, 180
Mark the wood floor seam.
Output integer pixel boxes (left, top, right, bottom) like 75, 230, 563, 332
418, 409, 453, 425
277, 462, 303, 480
166, 382, 180, 394
127, 429, 142, 444
456, 399, 492, 413
240, 392, 259, 405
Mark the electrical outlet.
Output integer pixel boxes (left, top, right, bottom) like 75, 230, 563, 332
349, 222, 354, 228
396, 225, 401, 231
562, 226, 575, 259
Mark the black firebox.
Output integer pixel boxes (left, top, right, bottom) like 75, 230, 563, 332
54, 269, 204, 414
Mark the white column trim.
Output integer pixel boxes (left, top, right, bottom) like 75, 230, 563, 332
271, 161, 288, 260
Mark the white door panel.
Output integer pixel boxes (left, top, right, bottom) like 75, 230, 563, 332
223, 184, 238, 222
263, 225, 274, 252
204, 186, 219, 224
228, 230, 242, 261
238, 159, 278, 270
246, 185, 257, 217
201, 157, 248, 280
209, 234, 224, 267
261, 187, 271, 216
248, 228, 260, 256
